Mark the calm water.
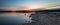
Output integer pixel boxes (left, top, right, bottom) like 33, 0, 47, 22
0, 13, 32, 25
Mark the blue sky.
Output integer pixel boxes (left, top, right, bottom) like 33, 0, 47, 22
1, 0, 60, 7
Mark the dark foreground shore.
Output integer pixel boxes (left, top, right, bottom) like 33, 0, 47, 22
23, 11, 60, 25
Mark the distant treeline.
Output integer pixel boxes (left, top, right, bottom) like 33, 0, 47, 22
0, 10, 60, 13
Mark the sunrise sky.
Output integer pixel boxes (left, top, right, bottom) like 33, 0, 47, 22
0, 0, 60, 10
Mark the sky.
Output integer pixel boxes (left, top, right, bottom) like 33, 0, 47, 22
1, 0, 60, 7
0, 0, 60, 10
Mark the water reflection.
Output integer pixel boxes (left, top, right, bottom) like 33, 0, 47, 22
0, 12, 32, 25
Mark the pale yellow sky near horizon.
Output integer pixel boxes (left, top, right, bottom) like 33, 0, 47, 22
1, 5, 60, 11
